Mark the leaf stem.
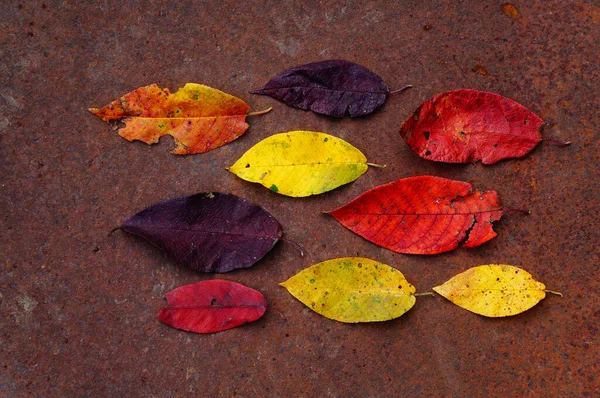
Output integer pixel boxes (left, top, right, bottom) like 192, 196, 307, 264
366, 162, 386, 168
543, 137, 571, 147
504, 208, 531, 215
389, 85, 413, 95
108, 226, 122, 237
544, 289, 563, 297
247, 107, 273, 117
271, 307, 287, 321
414, 292, 435, 297
282, 237, 305, 257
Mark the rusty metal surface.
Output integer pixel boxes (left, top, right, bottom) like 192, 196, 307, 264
1, 1, 598, 396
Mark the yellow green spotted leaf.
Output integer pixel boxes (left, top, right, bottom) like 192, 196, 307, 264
433, 264, 560, 317
280, 257, 416, 323
227, 131, 375, 197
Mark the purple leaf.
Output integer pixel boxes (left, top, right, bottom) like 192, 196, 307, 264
121, 192, 282, 272
251, 60, 390, 118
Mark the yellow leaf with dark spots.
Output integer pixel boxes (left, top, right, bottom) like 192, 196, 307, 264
280, 257, 416, 323
433, 264, 559, 317
228, 131, 379, 197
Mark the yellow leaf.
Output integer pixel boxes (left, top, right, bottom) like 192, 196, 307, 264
433, 264, 556, 317
227, 131, 373, 197
280, 257, 416, 323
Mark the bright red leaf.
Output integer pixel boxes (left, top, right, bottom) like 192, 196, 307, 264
158, 280, 267, 333
399, 89, 544, 164
328, 176, 504, 255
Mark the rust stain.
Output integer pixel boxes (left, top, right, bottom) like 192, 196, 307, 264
501, 3, 521, 20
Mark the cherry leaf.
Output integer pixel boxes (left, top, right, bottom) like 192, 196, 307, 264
400, 89, 544, 164
329, 176, 504, 255
158, 280, 267, 333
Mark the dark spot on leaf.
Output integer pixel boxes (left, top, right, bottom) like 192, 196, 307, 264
245, 163, 250, 168
425, 150, 432, 156
423, 131, 430, 140
211, 299, 217, 306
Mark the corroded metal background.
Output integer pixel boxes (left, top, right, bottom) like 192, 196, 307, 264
1, 1, 598, 396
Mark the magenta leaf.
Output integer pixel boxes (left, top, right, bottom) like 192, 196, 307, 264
121, 192, 282, 272
251, 60, 391, 118
158, 280, 267, 334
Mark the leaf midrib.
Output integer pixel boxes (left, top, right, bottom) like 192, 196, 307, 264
258, 86, 387, 95
131, 226, 278, 239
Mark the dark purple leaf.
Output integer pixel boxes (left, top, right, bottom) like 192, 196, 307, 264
121, 192, 282, 272
251, 60, 390, 118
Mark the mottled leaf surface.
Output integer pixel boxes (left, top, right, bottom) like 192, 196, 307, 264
228, 131, 370, 197
89, 83, 250, 154
158, 280, 267, 333
400, 89, 543, 164
433, 265, 548, 317
121, 193, 282, 272
252, 60, 389, 117
280, 257, 415, 323
329, 176, 503, 254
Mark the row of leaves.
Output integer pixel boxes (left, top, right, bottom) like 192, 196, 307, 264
90, 60, 567, 163
160, 260, 561, 334
92, 60, 567, 334
118, 191, 560, 333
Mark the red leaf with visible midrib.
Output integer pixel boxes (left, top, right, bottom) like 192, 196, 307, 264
400, 89, 544, 164
158, 280, 267, 334
328, 176, 504, 255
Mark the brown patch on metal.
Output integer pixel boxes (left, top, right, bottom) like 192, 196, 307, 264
502, 3, 521, 20
472, 64, 489, 75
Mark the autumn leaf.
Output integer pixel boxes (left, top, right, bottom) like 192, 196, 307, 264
158, 280, 267, 333
252, 60, 410, 118
228, 131, 383, 197
329, 176, 504, 254
119, 192, 282, 272
433, 264, 562, 317
399, 89, 556, 164
89, 83, 269, 155
280, 257, 416, 323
